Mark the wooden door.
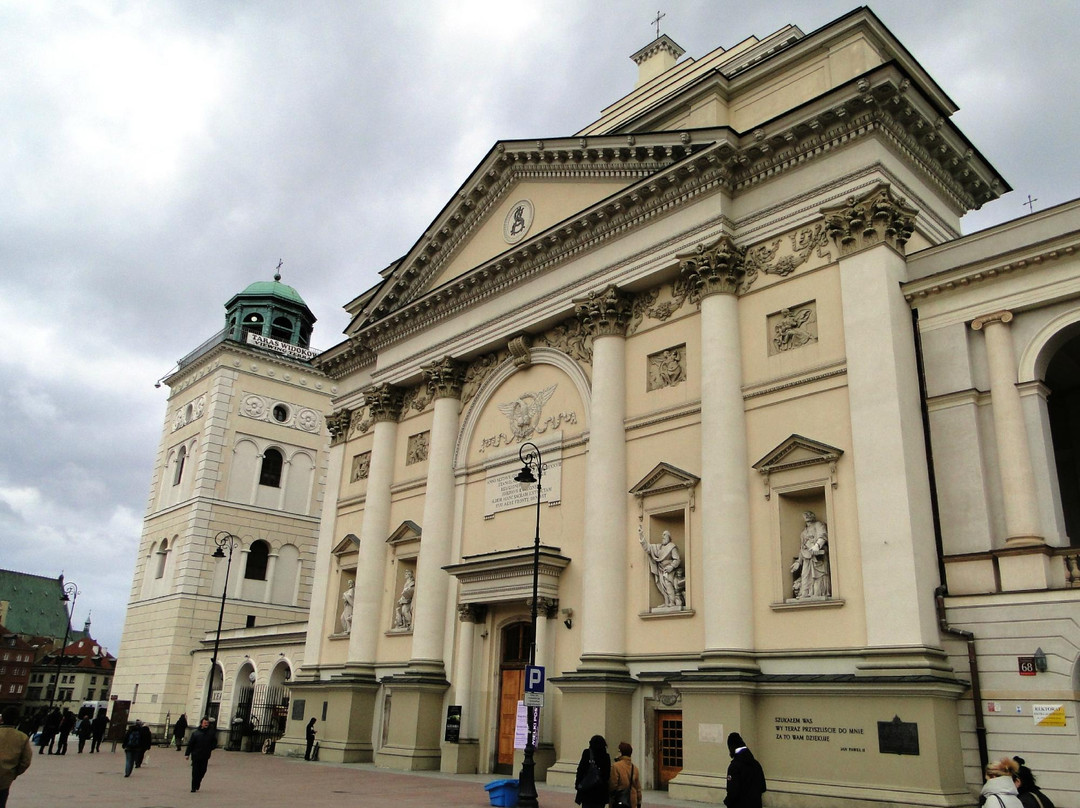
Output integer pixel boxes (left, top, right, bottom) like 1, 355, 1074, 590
497, 668, 524, 770
656, 710, 683, 787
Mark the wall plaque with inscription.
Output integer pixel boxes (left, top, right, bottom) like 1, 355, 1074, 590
484, 451, 562, 517
877, 715, 919, 755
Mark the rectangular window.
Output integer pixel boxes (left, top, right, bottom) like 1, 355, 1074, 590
90, 676, 97, 684
86, 689, 95, 700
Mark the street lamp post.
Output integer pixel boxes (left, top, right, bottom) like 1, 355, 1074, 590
48, 581, 79, 708
514, 441, 544, 808
203, 531, 239, 721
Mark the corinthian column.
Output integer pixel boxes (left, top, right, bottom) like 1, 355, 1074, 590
574, 285, 633, 667
409, 357, 467, 674
348, 384, 404, 671
971, 311, 1043, 545
299, 407, 350, 671
679, 236, 755, 667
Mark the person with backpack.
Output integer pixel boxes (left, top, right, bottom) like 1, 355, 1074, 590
122, 721, 144, 777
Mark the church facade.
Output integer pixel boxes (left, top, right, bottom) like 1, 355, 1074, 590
280, 9, 1080, 806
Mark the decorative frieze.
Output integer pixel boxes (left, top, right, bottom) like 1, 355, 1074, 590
647, 345, 686, 390
406, 431, 430, 465
769, 303, 818, 355
822, 184, 918, 256
171, 394, 206, 431
573, 284, 634, 338
350, 451, 371, 482
239, 394, 322, 434
678, 234, 748, 297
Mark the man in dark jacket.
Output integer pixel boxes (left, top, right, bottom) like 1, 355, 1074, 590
89, 711, 108, 753
724, 732, 766, 808
135, 720, 152, 767
122, 722, 143, 777
185, 718, 217, 793
55, 709, 76, 755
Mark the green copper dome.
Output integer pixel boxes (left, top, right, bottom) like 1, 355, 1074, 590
238, 278, 307, 306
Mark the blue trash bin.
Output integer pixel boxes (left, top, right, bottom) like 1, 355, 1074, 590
484, 778, 520, 807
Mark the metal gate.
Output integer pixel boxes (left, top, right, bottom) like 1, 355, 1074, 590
226, 685, 290, 752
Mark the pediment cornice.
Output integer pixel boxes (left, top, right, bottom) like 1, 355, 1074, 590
321, 68, 1006, 375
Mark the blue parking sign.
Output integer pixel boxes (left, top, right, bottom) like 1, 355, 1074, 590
525, 665, 545, 693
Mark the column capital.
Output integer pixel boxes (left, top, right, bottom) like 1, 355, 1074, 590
365, 383, 405, 422
423, 356, 468, 400
326, 408, 352, 445
574, 285, 634, 338
678, 234, 747, 297
971, 310, 1014, 331
821, 183, 917, 257
457, 603, 487, 623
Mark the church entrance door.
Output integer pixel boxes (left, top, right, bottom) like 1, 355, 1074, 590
494, 621, 533, 774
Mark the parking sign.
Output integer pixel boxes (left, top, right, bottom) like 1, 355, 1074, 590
525, 665, 545, 693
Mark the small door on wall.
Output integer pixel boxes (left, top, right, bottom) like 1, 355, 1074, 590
656, 710, 683, 788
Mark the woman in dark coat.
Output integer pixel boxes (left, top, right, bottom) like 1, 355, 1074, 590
574, 734, 611, 808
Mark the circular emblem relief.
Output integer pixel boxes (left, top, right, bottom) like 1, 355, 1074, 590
503, 199, 534, 244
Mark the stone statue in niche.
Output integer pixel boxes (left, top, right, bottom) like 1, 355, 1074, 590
393, 569, 415, 630
790, 511, 830, 599
772, 306, 817, 353
340, 580, 354, 633
638, 524, 685, 611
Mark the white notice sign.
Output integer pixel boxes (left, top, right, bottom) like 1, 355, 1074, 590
484, 458, 562, 517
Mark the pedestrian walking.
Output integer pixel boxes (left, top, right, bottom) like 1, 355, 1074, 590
172, 714, 188, 751
0, 707, 33, 808
609, 741, 641, 808
135, 719, 152, 767
304, 718, 317, 761
185, 717, 217, 793
75, 711, 92, 753
38, 709, 60, 755
89, 710, 108, 753
55, 709, 75, 755
1012, 756, 1056, 808
724, 732, 766, 808
573, 734, 611, 808
122, 722, 143, 777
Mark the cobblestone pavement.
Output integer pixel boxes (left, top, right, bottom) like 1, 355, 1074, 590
11, 744, 704, 808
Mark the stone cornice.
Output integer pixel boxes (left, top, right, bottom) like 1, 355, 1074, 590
904, 240, 1080, 303
166, 337, 333, 395
324, 70, 1004, 370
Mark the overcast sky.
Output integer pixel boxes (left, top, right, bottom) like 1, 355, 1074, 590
2, 1, 1077, 656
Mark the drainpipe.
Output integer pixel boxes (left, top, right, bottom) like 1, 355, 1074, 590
912, 308, 989, 773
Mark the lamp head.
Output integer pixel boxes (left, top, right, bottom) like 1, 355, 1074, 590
212, 546, 226, 559
514, 464, 537, 485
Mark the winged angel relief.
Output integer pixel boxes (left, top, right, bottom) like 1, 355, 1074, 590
480, 384, 577, 453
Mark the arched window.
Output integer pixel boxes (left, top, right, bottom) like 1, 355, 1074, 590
1047, 332, 1080, 545
259, 448, 283, 488
154, 539, 169, 579
245, 540, 270, 581
271, 316, 293, 342
242, 312, 264, 338
173, 446, 187, 486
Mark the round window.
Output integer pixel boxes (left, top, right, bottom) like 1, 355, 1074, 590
272, 404, 289, 423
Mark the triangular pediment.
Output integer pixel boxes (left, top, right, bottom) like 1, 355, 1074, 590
345, 132, 708, 335
629, 462, 700, 498
752, 434, 843, 474
386, 520, 422, 547
331, 533, 360, 556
